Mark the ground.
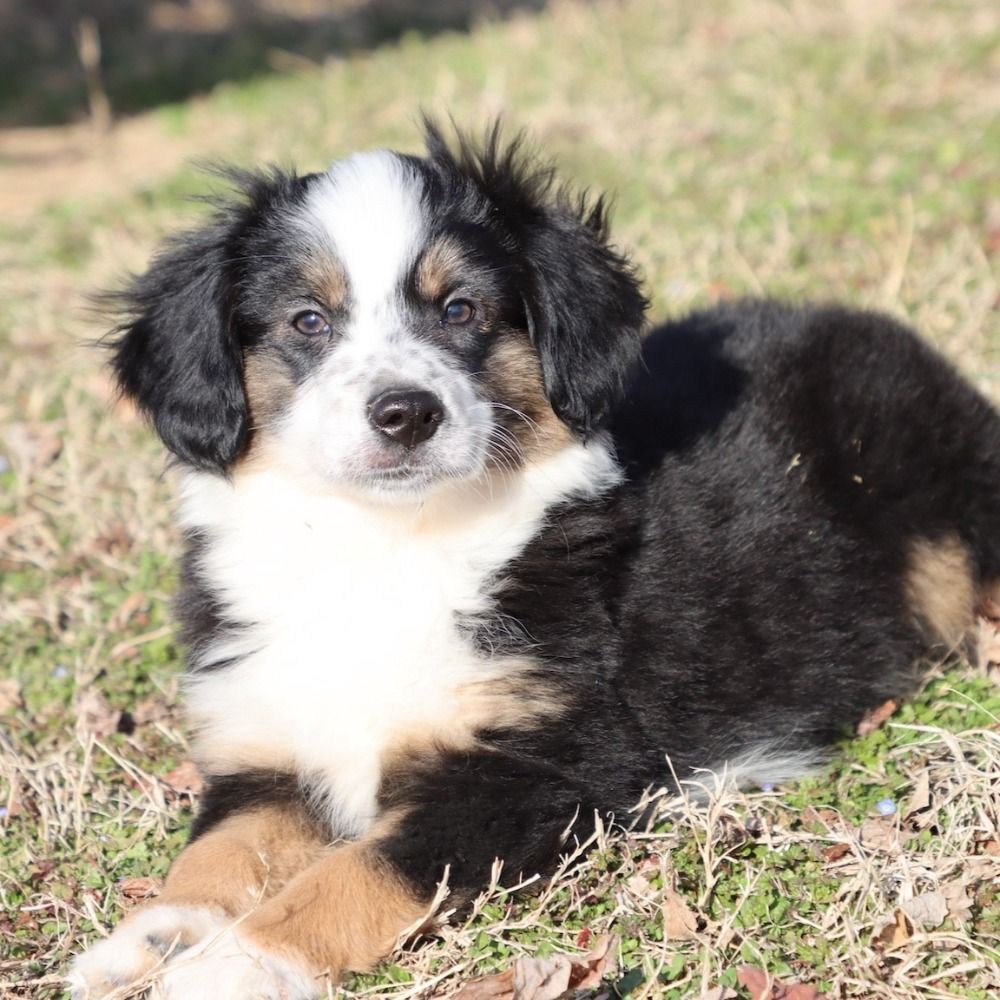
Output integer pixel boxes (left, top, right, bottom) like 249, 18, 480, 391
1, 1, 999, 998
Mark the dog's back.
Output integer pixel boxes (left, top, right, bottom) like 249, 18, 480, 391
486, 300, 1000, 808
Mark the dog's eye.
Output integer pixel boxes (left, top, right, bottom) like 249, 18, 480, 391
442, 300, 476, 326
292, 310, 331, 336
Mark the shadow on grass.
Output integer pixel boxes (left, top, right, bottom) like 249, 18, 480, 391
0, 0, 546, 129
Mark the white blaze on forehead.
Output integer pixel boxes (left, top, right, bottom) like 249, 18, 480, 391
303, 150, 426, 312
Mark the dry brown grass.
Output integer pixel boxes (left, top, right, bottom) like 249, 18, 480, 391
1, 1, 999, 997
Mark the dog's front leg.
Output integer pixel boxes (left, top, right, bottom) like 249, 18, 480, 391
68, 802, 332, 999
155, 751, 590, 998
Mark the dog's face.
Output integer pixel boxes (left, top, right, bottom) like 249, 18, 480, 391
112, 124, 647, 501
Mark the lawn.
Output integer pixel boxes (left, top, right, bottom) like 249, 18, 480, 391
1, 1, 999, 997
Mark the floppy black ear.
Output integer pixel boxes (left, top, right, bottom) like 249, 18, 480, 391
423, 119, 647, 437
520, 198, 647, 436
110, 223, 247, 472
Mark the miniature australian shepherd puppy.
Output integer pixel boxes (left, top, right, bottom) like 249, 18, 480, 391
71, 122, 1000, 998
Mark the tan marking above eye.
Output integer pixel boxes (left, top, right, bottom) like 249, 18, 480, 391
415, 237, 468, 302
302, 255, 349, 312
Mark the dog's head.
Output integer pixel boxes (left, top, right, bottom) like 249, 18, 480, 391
110, 122, 647, 501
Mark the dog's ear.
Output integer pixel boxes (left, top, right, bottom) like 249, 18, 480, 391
519, 197, 647, 436
109, 222, 247, 472
424, 120, 647, 437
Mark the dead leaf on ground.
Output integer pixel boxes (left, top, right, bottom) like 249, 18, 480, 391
132, 695, 171, 726
663, 887, 698, 940
119, 876, 162, 900
873, 908, 914, 950
821, 842, 851, 863
452, 935, 617, 1000
860, 817, 909, 853
940, 879, 974, 923
900, 891, 948, 930
736, 964, 827, 999
162, 761, 203, 798
3, 422, 62, 476
92, 522, 134, 557
75, 688, 123, 737
625, 872, 657, 900
801, 806, 839, 827
110, 591, 148, 631
903, 769, 931, 822
856, 699, 898, 736
0, 678, 23, 714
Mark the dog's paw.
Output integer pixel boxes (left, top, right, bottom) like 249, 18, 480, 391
151, 929, 317, 1000
68, 904, 226, 998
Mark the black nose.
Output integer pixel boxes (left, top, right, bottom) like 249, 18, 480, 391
367, 388, 446, 448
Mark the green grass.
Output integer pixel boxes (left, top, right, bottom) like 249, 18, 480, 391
1, 1, 999, 997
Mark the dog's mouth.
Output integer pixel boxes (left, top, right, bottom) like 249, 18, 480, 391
351, 450, 486, 501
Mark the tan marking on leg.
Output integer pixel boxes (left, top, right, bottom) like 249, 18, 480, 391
906, 534, 975, 647
415, 237, 468, 301
482, 336, 573, 462
240, 839, 427, 979
156, 805, 332, 916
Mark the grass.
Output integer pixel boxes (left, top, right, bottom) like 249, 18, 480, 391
1, 0, 999, 997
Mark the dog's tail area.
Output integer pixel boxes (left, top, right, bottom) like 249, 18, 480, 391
789, 306, 1000, 652
870, 320, 1000, 651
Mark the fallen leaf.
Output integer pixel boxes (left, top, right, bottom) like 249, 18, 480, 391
860, 817, 909, 853
940, 879, 974, 923
132, 696, 171, 726
0, 678, 23, 714
662, 887, 698, 940
75, 688, 122, 737
801, 806, 839, 827
110, 592, 148, 631
967, 855, 1000, 880
453, 935, 617, 1000
736, 964, 826, 1000
512, 955, 572, 1000
567, 934, 617, 990
901, 891, 948, 930
903, 770, 931, 822
3, 422, 61, 476
453, 970, 514, 1000
163, 761, 204, 798
821, 843, 851, 863
625, 872, 657, 900
93, 522, 134, 556
856, 699, 898, 736
575, 927, 591, 949
873, 908, 914, 950
119, 876, 162, 900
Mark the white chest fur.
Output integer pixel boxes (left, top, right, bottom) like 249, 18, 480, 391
176, 442, 619, 837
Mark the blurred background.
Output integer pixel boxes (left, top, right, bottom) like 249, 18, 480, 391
1, 2, 999, 997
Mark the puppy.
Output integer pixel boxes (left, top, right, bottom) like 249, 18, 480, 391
70, 123, 1000, 999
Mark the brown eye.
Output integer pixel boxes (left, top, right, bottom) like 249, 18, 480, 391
292, 310, 331, 336
442, 300, 476, 325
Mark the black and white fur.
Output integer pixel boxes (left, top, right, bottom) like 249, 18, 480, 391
70, 123, 1000, 999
